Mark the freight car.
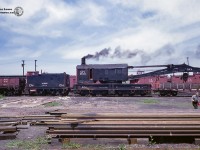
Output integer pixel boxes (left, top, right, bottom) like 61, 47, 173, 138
69, 75, 77, 92
73, 57, 152, 96
0, 76, 25, 96
155, 73, 200, 96
129, 64, 200, 96
26, 72, 70, 96
157, 83, 200, 96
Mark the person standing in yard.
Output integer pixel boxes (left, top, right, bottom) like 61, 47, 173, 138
191, 92, 199, 109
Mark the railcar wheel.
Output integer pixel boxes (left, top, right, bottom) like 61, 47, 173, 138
65, 91, 69, 96
91, 93, 96, 96
101, 91, 108, 96
171, 91, 178, 96
80, 93, 85, 96
50, 90, 56, 96
55, 91, 60, 96
159, 91, 166, 96
140, 93, 146, 96
129, 93, 135, 97
129, 90, 135, 97
117, 91, 123, 97
80, 91, 86, 96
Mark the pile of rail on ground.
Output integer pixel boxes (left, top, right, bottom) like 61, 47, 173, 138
1, 112, 200, 143
0, 114, 60, 140
0, 116, 25, 140
30, 112, 200, 143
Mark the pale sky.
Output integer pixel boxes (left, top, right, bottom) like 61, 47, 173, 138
0, 0, 200, 75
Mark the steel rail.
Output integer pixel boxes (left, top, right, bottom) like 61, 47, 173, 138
0, 133, 17, 140
61, 118, 200, 121
61, 113, 200, 119
55, 133, 200, 138
46, 130, 200, 134
32, 121, 200, 126
0, 122, 20, 126
48, 126, 200, 130
0, 126, 17, 132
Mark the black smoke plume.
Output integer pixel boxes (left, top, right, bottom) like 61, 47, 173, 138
83, 54, 93, 59
82, 44, 200, 66
82, 46, 142, 60
112, 46, 142, 58
93, 48, 111, 60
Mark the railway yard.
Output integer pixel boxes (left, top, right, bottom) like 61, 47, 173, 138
0, 96, 200, 150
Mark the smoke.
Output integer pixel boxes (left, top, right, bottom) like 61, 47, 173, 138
83, 54, 93, 59
155, 44, 174, 56
112, 46, 142, 58
82, 48, 111, 60
195, 44, 200, 57
83, 46, 142, 60
82, 44, 200, 66
93, 48, 111, 60
140, 44, 174, 65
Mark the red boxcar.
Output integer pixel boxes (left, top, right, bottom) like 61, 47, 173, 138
0, 76, 25, 95
130, 75, 168, 89
70, 75, 77, 89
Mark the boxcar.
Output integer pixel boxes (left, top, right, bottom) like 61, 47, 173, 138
0, 76, 25, 96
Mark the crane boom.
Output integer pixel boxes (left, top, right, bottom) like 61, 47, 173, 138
129, 64, 200, 79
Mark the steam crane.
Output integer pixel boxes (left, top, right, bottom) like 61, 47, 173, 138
128, 63, 200, 82
75, 56, 200, 97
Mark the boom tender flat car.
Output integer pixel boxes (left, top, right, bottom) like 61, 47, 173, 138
129, 64, 200, 96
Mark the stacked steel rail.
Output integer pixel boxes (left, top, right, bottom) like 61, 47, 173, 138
2, 113, 200, 143
0, 116, 26, 140
0, 114, 61, 140
31, 112, 200, 144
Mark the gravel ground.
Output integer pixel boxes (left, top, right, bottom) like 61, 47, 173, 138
0, 95, 200, 150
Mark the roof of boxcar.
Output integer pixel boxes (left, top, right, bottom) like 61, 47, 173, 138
0, 75, 25, 78
77, 64, 128, 69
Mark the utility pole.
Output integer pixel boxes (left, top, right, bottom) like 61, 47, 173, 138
22, 60, 25, 76
187, 57, 189, 65
35, 60, 37, 71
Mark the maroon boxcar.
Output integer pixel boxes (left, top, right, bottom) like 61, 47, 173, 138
0, 76, 25, 96
130, 75, 168, 90
70, 75, 77, 90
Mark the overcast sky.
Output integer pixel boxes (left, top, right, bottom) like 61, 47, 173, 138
0, 0, 200, 75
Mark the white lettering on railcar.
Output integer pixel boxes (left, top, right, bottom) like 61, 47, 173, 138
149, 79, 153, 83
42, 82, 48, 84
29, 84, 34, 87
59, 84, 64, 87
80, 70, 86, 75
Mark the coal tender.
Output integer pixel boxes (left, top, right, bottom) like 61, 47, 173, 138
26, 72, 70, 96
